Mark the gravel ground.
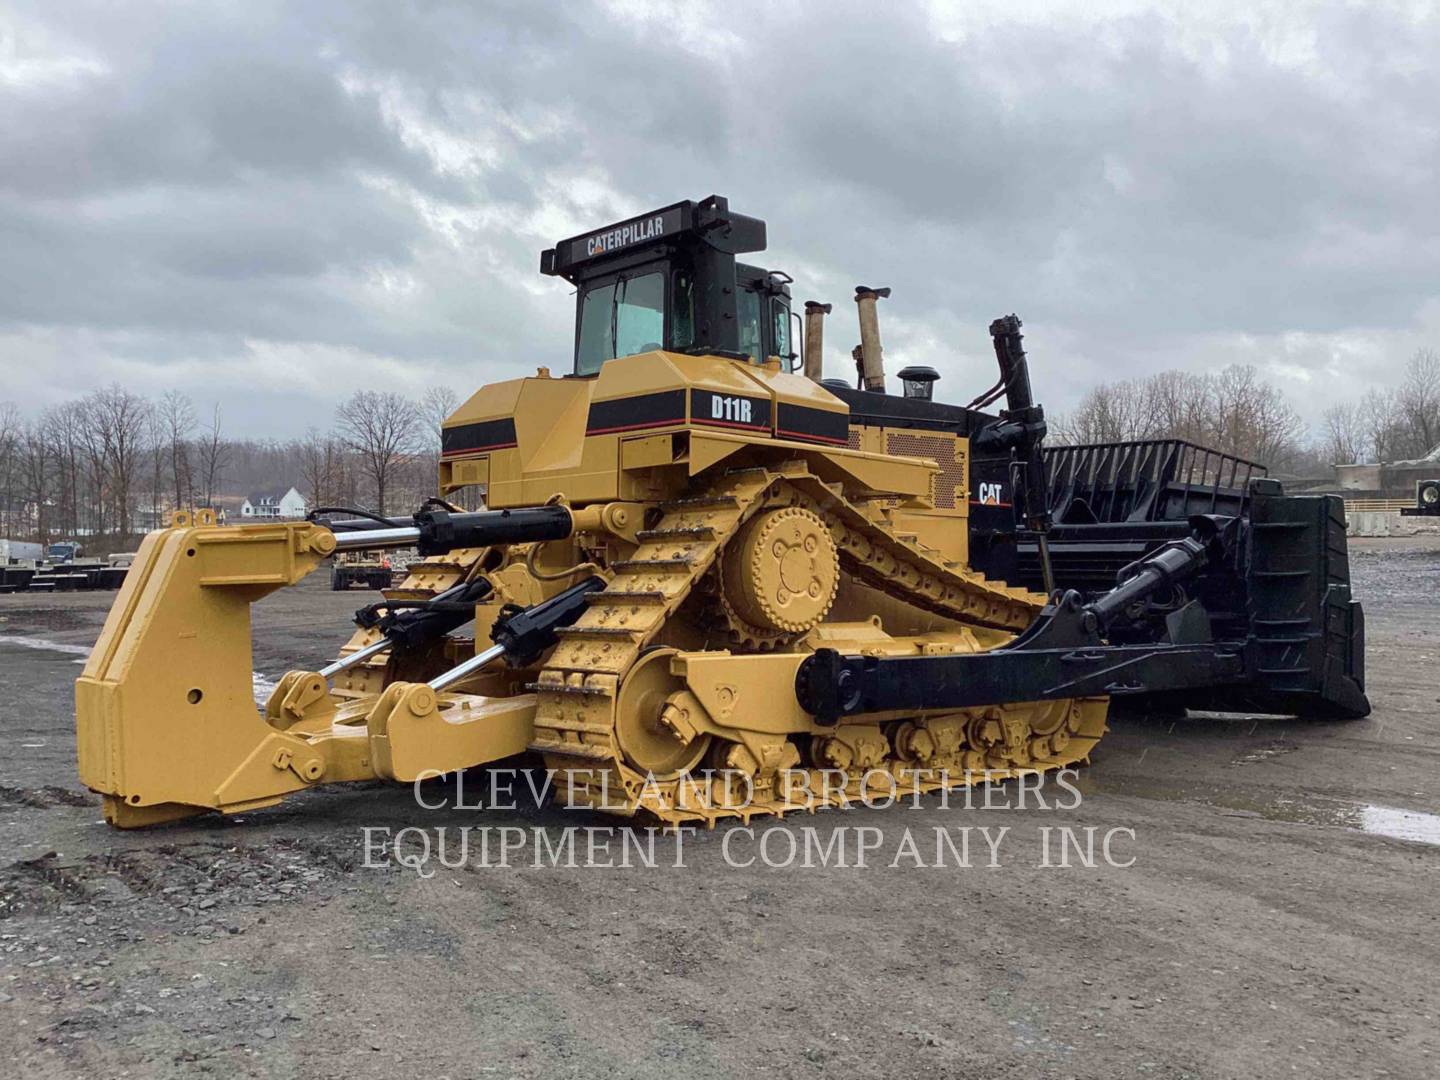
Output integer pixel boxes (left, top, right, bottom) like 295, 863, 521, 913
0, 537, 1437, 1079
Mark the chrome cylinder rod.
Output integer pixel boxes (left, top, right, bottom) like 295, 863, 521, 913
318, 636, 393, 679
330, 526, 422, 552
427, 642, 507, 693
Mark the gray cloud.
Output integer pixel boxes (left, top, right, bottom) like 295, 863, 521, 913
1, 0, 1437, 437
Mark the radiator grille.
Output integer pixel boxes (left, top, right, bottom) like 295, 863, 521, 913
885, 432, 964, 509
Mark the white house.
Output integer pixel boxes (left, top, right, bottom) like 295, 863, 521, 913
241, 487, 308, 520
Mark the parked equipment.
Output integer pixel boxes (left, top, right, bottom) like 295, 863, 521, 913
0, 541, 127, 594
47, 541, 83, 564
330, 552, 396, 591
76, 196, 1369, 829
1400, 479, 1440, 516
1, 539, 45, 564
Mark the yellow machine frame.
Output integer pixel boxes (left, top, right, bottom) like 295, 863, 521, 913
77, 350, 1106, 828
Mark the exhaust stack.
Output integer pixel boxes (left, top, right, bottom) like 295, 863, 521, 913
802, 301, 831, 381
853, 286, 890, 392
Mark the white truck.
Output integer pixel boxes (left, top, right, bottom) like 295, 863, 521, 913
47, 540, 83, 564
0, 538, 44, 564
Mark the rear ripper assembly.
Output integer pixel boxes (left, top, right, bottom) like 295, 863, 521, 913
76, 195, 1367, 828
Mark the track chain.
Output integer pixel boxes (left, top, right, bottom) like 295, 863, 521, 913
530, 466, 1108, 827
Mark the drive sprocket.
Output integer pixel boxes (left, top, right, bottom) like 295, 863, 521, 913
721, 506, 839, 634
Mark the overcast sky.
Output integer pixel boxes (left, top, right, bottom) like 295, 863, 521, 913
2, 0, 1437, 438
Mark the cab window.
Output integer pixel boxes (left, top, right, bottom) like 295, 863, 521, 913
576, 283, 616, 375
772, 298, 790, 362
737, 287, 762, 363
671, 270, 695, 350
576, 271, 665, 375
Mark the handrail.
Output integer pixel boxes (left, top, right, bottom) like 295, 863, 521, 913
1342, 498, 1411, 514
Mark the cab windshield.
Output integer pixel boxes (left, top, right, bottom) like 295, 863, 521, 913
576, 271, 665, 375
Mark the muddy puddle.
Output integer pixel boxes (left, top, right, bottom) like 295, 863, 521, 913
1079, 774, 1440, 847
0, 634, 91, 658
1356, 805, 1440, 845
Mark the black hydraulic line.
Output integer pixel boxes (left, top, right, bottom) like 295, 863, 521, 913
355, 578, 494, 652
964, 378, 1006, 411
975, 386, 1007, 410
308, 506, 405, 531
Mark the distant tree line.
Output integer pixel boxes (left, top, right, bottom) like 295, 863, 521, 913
2, 355, 1433, 549
1049, 354, 1440, 477
0, 385, 460, 551
1319, 350, 1440, 466
1050, 364, 1308, 474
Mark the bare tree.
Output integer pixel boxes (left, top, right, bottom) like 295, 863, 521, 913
410, 384, 462, 505
1321, 402, 1366, 465
299, 428, 351, 509
335, 391, 420, 514
159, 390, 196, 512
1146, 370, 1213, 445
146, 409, 166, 529
1398, 348, 1440, 457
0, 402, 20, 538
1054, 364, 1302, 470
18, 420, 50, 545
195, 403, 230, 509
41, 402, 86, 540
421, 385, 460, 450
92, 385, 151, 538
1218, 366, 1301, 470
76, 393, 111, 539
1212, 364, 1260, 458
1054, 379, 1155, 444
1360, 387, 1402, 464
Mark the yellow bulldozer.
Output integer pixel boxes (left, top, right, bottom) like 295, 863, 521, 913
76, 195, 1370, 828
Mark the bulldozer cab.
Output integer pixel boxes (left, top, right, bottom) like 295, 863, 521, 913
542, 195, 794, 375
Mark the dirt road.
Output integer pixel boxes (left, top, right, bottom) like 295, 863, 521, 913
1, 539, 1437, 1079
